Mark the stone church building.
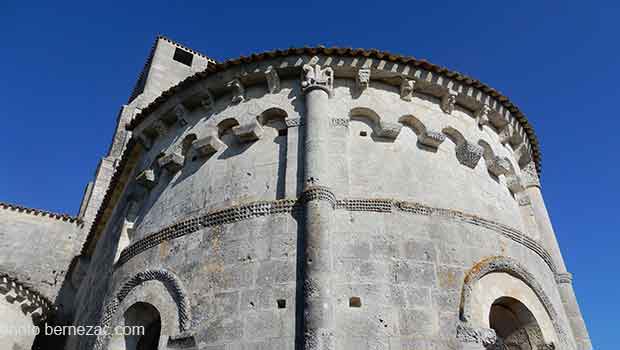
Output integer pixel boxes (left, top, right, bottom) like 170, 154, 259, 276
0, 36, 591, 350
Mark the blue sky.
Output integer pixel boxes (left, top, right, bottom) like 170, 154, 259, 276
0, 1, 617, 347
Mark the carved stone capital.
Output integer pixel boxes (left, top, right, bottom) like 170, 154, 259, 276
265, 67, 280, 93
200, 89, 215, 111
356, 68, 370, 91
136, 169, 157, 189
301, 64, 333, 95
456, 324, 497, 347
475, 104, 492, 128
441, 90, 458, 114
192, 136, 225, 158
487, 156, 511, 177
158, 152, 184, 173
233, 120, 264, 142
227, 78, 245, 104
376, 121, 402, 139
456, 142, 483, 168
418, 130, 446, 149
400, 78, 415, 101
520, 161, 541, 188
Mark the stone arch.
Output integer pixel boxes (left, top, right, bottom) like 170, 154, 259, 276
490, 296, 549, 349
459, 256, 568, 348
349, 107, 401, 140
442, 126, 483, 169
108, 301, 162, 350
217, 117, 240, 139
398, 114, 427, 136
94, 269, 191, 350
257, 107, 288, 126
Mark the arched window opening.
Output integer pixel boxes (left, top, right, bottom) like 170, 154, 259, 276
489, 297, 546, 350
121, 302, 161, 350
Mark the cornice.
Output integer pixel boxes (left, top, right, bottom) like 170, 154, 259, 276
0, 201, 80, 224
125, 46, 542, 174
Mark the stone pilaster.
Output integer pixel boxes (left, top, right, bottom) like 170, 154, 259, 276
522, 162, 591, 350
301, 64, 336, 350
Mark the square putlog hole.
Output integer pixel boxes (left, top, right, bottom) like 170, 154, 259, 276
277, 299, 286, 309
349, 296, 362, 308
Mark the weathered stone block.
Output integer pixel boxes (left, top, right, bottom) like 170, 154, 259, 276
192, 136, 224, 157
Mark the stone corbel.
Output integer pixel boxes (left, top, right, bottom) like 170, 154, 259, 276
514, 144, 533, 168
158, 152, 185, 174
400, 78, 415, 101
200, 89, 215, 111
441, 89, 458, 114
520, 161, 541, 189
506, 174, 524, 194
135, 169, 157, 189
265, 67, 280, 94
499, 122, 522, 146
376, 121, 402, 140
173, 104, 189, 126
233, 120, 264, 142
301, 64, 333, 96
455, 141, 483, 168
192, 136, 225, 158
356, 68, 370, 91
475, 104, 492, 128
151, 120, 169, 138
227, 78, 245, 104
487, 156, 511, 177
418, 130, 446, 149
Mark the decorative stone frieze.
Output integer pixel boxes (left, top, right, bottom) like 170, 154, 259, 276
330, 118, 349, 128
192, 136, 225, 158
376, 121, 402, 139
227, 78, 245, 104
400, 78, 415, 101
233, 120, 264, 142
265, 66, 280, 93
135, 169, 157, 189
455, 141, 483, 168
301, 64, 333, 95
158, 152, 184, 173
441, 89, 458, 114
456, 324, 497, 347
118, 196, 560, 280
521, 161, 541, 189
356, 68, 370, 91
475, 104, 492, 128
418, 130, 446, 149
487, 156, 511, 177
285, 117, 303, 128
200, 89, 215, 111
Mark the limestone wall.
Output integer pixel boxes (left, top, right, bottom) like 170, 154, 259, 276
69, 52, 589, 350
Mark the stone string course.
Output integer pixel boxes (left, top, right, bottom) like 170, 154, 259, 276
116, 194, 559, 278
